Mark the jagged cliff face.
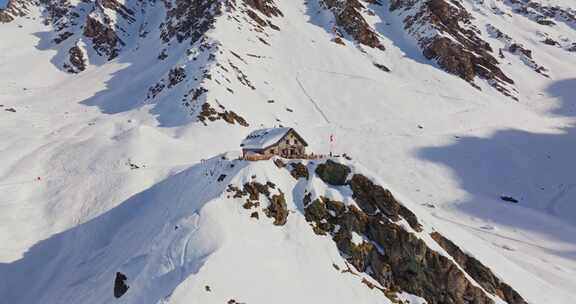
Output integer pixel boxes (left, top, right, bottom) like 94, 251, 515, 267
2, 0, 576, 303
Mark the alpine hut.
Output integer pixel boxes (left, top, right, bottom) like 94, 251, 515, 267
241, 127, 308, 159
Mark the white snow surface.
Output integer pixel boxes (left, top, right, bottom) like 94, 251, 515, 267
240, 127, 293, 150
1, 0, 576, 303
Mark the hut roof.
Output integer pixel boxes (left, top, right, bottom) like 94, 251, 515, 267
241, 128, 307, 150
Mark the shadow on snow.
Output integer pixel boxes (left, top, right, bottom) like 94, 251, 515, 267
31, 7, 203, 128
418, 78, 576, 257
0, 155, 245, 304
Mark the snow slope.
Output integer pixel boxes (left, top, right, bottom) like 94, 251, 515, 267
0, 157, 395, 304
1, 0, 576, 303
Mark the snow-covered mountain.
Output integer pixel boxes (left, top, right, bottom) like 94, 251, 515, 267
1, 0, 575, 303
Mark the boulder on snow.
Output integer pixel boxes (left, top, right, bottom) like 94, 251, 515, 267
500, 195, 519, 203
265, 191, 288, 226
113, 272, 129, 298
315, 160, 350, 186
289, 162, 309, 180
543, 38, 558, 46
273, 158, 286, 168
373, 63, 390, 72
243, 182, 270, 200
304, 198, 330, 223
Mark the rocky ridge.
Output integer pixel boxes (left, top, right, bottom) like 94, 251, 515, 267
390, 0, 517, 99
226, 158, 528, 304
0, 0, 34, 23
304, 159, 527, 304
505, 0, 576, 29
4, 0, 575, 116
321, 0, 386, 49
45, 0, 137, 63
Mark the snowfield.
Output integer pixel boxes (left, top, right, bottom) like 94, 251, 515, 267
1, 0, 576, 303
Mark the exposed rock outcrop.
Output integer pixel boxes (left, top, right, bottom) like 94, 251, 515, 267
303, 160, 526, 304
63, 45, 87, 74
168, 67, 187, 88
350, 174, 399, 218
321, 0, 385, 50
0, 0, 32, 23
221, 159, 528, 304
160, 0, 222, 44
227, 181, 288, 225
265, 191, 288, 225
350, 174, 422, 232
289, 162, 309, 180
43, 0, 135, 63
197, 103, 249, 127
304, 194, 493, 304
315, 160, 351, 186
504, 0, 576, 30
2, 0, 137, 73
83, 16, 122, 60
113, 272, 129, 298
241, 0, 283, 32
391, 0, 517, 99
243, 0, 283, 18
486, 24, 548, 77
431, 232, 528, 304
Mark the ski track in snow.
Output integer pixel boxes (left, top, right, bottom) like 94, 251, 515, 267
546, 183, 576, 216
432, 213, 571, 255
295, 72, 331, 124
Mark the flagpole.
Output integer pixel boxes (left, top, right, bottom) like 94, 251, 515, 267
329, 134, 334, 157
